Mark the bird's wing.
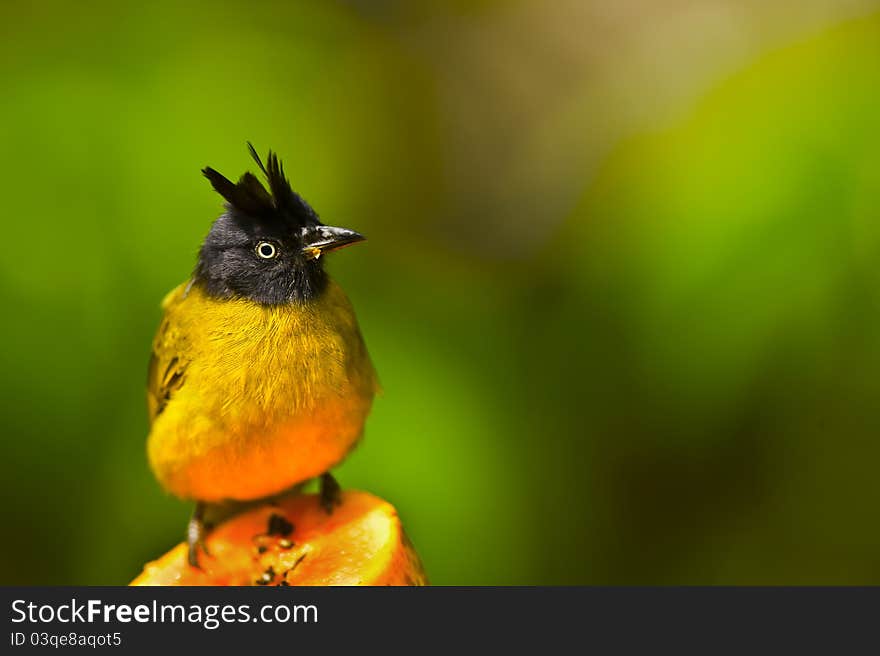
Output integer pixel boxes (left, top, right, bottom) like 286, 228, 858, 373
147, 283, 192, 424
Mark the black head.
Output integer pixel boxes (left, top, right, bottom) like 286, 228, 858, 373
193, 144, 365, 305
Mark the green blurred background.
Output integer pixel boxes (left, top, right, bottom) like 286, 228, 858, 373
2, 0, 880, 585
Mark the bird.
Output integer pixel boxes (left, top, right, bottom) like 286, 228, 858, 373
146, 144, 378, 567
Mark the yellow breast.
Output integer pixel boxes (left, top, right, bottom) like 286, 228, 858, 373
147, 279, 378, 502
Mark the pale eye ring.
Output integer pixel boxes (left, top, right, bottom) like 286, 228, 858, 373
255, 241, 278, 259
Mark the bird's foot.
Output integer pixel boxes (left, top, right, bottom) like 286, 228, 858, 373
187, 502, 211, 569
319, 472, 342, 514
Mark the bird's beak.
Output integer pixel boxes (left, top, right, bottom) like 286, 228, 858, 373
301, 226, 366, 260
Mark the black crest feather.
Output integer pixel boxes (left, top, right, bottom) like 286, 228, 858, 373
202, 144, 321, 229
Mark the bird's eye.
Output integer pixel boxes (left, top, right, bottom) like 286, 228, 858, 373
255, 241, 278, 259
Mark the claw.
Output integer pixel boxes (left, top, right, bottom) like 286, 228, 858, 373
187, 503, 211, 569
319, 472, 342, 514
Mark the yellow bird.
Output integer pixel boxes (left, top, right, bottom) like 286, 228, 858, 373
146, 144, 378, 567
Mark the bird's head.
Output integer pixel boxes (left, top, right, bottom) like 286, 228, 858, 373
194, 144, 365, 305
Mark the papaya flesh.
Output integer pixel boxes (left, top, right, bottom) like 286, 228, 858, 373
131, 491, 427, 586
